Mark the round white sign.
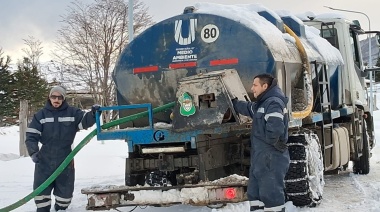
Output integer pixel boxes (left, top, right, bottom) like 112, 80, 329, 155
201, 24, 219, 43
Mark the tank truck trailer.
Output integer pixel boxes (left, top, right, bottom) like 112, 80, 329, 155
81, 3, 380, 210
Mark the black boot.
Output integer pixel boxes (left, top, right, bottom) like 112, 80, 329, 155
251, 206, 265, 211
54, 204, 68, 211
250, 200, 264, 211
36, 207, 51, 212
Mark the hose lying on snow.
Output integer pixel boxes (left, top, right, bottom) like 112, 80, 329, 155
0, 102, 175, 212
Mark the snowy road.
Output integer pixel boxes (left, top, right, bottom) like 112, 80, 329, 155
309, 157, 380, 212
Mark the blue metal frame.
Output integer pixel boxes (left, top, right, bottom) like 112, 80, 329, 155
338, 107, 354, 116
95, 104, 244, 152
95, 103, 153, 135
95, 104, 159, 152
307, 107, 354, 124
310, 110, 341, 123
95, 104, 356, 152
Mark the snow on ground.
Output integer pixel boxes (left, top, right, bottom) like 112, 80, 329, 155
2, 116, 380, 212
2, 103, 380, 212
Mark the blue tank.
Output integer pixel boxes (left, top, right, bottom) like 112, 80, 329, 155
113, 3, 343, 125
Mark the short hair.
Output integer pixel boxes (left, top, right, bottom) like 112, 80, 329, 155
254, 74, 274, 87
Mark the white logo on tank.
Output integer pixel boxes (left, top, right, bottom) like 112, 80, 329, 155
174, 19, 197, 45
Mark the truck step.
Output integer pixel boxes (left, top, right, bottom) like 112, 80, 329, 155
324, 144, 333, 150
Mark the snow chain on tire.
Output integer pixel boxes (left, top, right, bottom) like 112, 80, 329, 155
285, 131, 325, 207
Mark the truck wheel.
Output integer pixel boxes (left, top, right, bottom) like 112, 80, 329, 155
353, 123, 370, 174
285, 132, 324, 207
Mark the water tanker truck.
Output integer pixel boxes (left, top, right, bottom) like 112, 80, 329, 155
82, 3, 380, 210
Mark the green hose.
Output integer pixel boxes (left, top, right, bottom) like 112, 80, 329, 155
0, 102, 175, 212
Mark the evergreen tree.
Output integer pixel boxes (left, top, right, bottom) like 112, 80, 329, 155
13, 58, 49, 116
0, 52, 17, 125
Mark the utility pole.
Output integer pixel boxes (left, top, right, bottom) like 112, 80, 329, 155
129, 0, 134, 42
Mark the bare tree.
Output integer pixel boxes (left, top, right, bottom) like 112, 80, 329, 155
54, 0, 153, 121
22, 36, 43, 69
19, 36, 46, 117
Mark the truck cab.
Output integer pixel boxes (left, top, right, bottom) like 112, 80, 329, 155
304, 18, 368, 111
304, 17, 376, 150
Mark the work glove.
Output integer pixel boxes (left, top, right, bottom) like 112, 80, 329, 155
91, 104, 102, 115
31, 152, 39, 163
273, 140, 288, 152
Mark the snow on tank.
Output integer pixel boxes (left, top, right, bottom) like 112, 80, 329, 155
193, 3, 294, 62
113, 3, 346, 125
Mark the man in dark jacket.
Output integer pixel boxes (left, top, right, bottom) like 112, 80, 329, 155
232, 74, 289, 212
26, 86, 100, 212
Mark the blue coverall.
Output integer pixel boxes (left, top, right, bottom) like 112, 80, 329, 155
233, 80, 290, 211
26, 100, 96, 212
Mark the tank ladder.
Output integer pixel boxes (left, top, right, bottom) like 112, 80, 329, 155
313, 61, 334, 170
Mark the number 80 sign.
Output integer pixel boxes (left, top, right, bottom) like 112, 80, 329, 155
201, 24, 220, 43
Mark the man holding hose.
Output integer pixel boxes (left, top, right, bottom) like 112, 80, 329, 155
25, 86, 100, 212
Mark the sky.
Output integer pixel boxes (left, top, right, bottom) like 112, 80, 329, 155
1, 0, 380, 62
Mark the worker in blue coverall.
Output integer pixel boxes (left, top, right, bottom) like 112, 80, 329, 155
26, 86, 100, 212
232, 74, 289, 212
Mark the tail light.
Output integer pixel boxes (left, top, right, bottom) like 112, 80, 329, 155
224, 188, 237, 199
